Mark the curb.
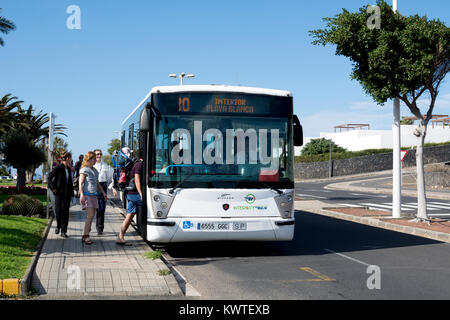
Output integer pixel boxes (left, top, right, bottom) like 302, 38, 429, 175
20, 215, 54, 296
300, 204, 450, 244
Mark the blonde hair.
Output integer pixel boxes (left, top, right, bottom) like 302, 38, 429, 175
81, 151, 95, 168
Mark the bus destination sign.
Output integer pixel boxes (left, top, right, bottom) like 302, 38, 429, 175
153, 92, 292, 118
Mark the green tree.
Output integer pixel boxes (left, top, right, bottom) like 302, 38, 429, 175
107, 138, 121, 156
11, 104, 67, 183
310, 0, 449, 221
0, 167, 9, 177
104, 138, 121, 166
0, 8, 15, 47
53, 136, 70, 159
301, 138, 347, 156
0, 94, 24, 134
0, 132, 46, 191
400, 117, 414, 125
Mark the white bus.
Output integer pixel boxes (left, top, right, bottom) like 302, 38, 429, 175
120, 85, 303, 243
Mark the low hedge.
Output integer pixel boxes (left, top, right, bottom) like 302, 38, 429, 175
296, 148, 393, 163
0, 186, 47, 195
296, 141, 450, 163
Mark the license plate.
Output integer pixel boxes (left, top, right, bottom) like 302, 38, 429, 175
192, 222, 248, 231
197, 222, 230, 231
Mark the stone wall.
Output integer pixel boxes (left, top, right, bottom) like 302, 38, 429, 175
294, 144, 450, 180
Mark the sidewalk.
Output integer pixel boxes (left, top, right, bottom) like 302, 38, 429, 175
32, 201, 182, 298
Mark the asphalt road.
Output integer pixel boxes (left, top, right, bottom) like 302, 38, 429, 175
160, 179, 450, 299
296, 177, 450, 219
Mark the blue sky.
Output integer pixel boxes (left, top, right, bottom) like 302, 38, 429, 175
1, 0, 449, 160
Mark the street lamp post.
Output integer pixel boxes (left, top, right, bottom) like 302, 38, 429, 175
46, 112, 55, 219
392, 0, 402, 218
169, 72, 195, 85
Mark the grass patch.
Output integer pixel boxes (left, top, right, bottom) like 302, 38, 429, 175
142, 250, 162, 260
0, 215, 48, 279
158, 269, 171, 276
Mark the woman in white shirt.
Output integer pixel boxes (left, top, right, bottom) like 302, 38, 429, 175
79, 151, 108, 245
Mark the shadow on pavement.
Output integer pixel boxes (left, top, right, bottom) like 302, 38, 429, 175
163, 210, 440, 262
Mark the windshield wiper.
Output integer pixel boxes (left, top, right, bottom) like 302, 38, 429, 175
240, 181, 283, 195
169, 173, 195, 195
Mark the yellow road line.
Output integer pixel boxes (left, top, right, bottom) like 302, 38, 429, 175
281, 267, 336, 283
300, 267, 335, 281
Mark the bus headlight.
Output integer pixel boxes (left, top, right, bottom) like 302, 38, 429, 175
150, 190, 175, 219
274, 191, 294, 219
282, 211, 291, 218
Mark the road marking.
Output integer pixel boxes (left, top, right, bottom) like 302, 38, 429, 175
281, 267, 336, 283
324, 248, 371, 267
383, 202, 446, 211
398, 203, 440, 211
300, 267, 335, 281
360, 203, 411, 211
426, 204, 450, 210
296, 193, 327, 199
428, 201, 450, 206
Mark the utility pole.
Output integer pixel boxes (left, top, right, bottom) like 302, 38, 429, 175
329, 139, 333, 178
392, 0, 402, 218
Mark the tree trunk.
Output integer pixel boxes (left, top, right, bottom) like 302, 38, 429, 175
415, 122, 428, 221
26, 169, 33, 184
16, 167, 27, 193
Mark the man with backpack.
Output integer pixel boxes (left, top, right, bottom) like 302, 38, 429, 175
116, 150, 143, 245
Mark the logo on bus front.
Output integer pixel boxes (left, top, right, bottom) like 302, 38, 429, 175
245, 194, 256, 204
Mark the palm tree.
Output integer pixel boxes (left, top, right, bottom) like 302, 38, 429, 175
12, 104, 67, 183
0, 94, 24, 134
0, 8, 16, 47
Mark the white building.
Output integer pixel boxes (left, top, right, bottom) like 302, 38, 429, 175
321, 125, 450, 151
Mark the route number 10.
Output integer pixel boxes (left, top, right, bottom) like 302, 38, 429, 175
179, 97, 190, 112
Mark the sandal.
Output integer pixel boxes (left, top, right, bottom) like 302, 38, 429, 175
82, 235, 93, 245
116, 240, 131, 246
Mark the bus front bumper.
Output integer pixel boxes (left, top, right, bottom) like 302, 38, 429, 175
146, 217, 295, 243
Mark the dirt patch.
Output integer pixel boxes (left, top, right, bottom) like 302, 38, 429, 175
380, 218, 450, 234
329, 207, 391, 217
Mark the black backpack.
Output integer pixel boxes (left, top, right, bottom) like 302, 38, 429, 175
119, 159, 140, 192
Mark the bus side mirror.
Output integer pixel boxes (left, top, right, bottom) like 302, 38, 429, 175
140, 103, 161, 131
293, 115, 303, 146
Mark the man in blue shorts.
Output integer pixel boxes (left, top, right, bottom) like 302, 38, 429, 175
116, 153, 142, 245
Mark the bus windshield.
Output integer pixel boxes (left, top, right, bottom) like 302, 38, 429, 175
150, 115, 294, 189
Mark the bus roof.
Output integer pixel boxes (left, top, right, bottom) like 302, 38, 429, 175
150, 85, 292, 97
122, 85, 292, 125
